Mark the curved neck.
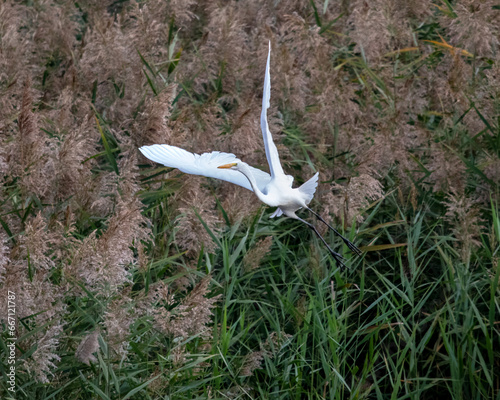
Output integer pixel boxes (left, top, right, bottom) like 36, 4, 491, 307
236, 163, 268, 202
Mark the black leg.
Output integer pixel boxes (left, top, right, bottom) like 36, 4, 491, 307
296, 217, 346, 269
306, 208, 362, 256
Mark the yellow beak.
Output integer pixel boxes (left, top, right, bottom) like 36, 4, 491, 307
218, 163, 237, 169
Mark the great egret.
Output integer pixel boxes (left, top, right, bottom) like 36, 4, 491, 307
139, 42, 361, 267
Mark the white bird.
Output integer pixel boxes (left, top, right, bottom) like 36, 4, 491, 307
139, 42, 360, 267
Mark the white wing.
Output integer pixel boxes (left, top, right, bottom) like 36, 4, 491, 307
261, 41, 286, 179
139, 144, 272, 193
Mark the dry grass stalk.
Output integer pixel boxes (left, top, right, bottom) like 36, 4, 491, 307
323, 174, 384, 225
243, 236, 273, 272
76, 331, 100, 365
445, 191, 483, 263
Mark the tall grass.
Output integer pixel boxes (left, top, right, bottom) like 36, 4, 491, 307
1, 0, 499, 399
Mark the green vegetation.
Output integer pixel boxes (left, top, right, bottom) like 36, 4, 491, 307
0, 0, 499, 399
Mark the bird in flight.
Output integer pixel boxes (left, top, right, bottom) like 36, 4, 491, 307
139, 42, 361, 267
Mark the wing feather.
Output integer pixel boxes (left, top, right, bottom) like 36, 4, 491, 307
261, 41, 286, 179
139, 144, 271, 193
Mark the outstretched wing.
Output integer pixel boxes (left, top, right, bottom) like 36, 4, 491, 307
261, 41, 286, 179
139, 144, 272, 193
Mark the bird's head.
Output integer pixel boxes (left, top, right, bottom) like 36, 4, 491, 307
217, 162, 238, 170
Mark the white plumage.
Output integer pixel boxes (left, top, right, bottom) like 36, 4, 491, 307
139, 144, 271, 193
139, 41, 360, 266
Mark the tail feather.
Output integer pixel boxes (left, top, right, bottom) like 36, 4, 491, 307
299, 172, 319, 204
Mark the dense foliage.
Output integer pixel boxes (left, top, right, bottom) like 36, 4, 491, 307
0, 0, 499, 399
